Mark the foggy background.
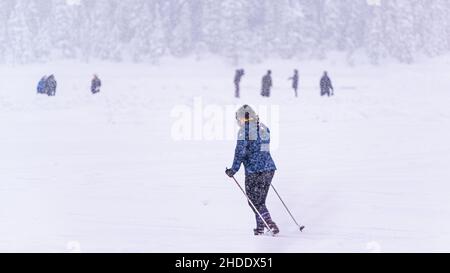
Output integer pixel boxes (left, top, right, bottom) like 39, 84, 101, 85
0, 0, 449, 64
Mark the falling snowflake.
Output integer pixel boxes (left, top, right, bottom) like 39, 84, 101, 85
367, 0, 381, 6
66, 0, 81, 6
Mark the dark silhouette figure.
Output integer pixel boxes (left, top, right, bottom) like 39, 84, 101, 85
46, 75, 57, 97
234, 69, 245, 98
320, 71, 334, 97
261, 70, 273, 97
91, 74, 102, 94
289, 70, 299, 97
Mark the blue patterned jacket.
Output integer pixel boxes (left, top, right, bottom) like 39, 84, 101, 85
231, 121, 277, 175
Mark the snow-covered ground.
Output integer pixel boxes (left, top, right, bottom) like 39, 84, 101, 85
1, 57, 450, 253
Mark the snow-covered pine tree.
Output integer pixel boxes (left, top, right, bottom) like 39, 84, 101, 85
338, 0, 368, 64
188, 0, 204, 56
130, 1, 165, 63
25, 0, 41, 38
6, 0, 34, 64
156, 0, 192, 58
390, 0, 416, 63
321, 0, 343, 56
88, 0, 119, 60
51, 0, 77, 59
260, 0, 283, 59
0, 0, 16, 62
260, 0, 304, 60
30, 0, 52, 61
202, 0, 224, 56
366, 1, 385, 65
279, 0, 305, 59
169, 1, 193, 57
33, 17, 52, 62
420, 0, 449, 57
220, 0, 250, 65
111, 0, 143, 62
299, 0, 324, 59
244, 0, 266, 62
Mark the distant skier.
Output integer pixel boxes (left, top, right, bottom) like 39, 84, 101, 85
234, 69, 245, 98
320, 71, 334, 97
289, 69, 299, 97
261, 70, 273, 97
46, 75, 57, 97
91, 74, 102, 94
37, 76, 47, 94
226, 105, 279, 235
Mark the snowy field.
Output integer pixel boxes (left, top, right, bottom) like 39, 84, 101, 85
1, 57, 450, 253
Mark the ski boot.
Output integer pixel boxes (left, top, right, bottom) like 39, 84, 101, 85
260, 212, 280, 235
253, 227, 265, 236
254, 219, 266, 236
267, 221, 280, 235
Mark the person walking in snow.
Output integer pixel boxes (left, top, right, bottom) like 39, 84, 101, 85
289, 69, 299, 98
234, 69, 245, 98
320, 71, 334, 97
91, 74, 102, 94
261, 70, 273, 97
46, 75, 57, 97
37, 76, 47, 94
226, 105, 279, 235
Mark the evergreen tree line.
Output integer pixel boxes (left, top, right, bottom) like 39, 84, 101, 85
0, 0, 449, 64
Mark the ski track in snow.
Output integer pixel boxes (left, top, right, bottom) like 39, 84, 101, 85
0, 59, 450, 252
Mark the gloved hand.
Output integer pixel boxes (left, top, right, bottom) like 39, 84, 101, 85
225, 168, 235, 178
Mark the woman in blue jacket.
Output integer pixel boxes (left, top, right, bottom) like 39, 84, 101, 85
226, 105, 279, 235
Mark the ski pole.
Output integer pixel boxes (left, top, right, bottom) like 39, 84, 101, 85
230, 175, 274, 235
271, 184, 305, 232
